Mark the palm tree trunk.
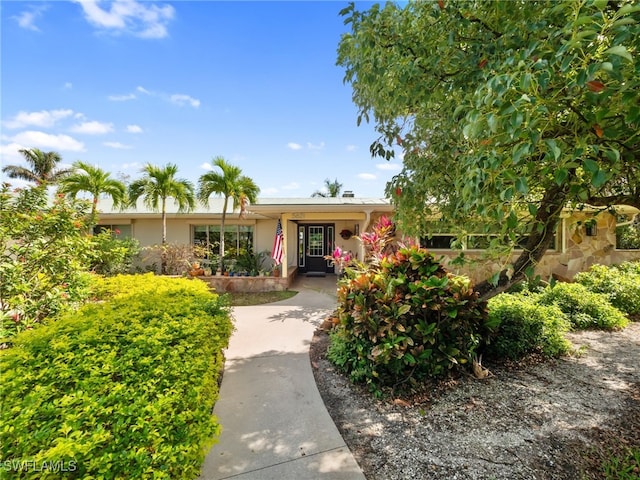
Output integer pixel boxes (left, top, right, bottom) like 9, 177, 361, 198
220, 196, 228, 272
161, 197, 167, 274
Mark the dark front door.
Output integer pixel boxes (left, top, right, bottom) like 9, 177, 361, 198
298, 224, 335, 274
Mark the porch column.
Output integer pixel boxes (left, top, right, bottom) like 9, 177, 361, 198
281, 213, 291, 278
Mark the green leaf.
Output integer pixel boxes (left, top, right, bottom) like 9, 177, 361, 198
591, 170, 607, 188
554, 168, 568, 185
604, 45, 633, 62
515, 177, 528, 194
583, 159, 599, 173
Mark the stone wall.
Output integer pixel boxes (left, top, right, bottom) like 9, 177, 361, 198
438, 212, 640, 284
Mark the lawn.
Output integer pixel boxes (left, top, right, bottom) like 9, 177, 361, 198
227, 290, 298, 306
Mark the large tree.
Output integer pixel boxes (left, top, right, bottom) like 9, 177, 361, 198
197, 157, 260, 272
338, 0, 640, 300
2, 148, 72, 186
58, 161, 127, 223
129, 164, 195, 273
312, 178, 343, 197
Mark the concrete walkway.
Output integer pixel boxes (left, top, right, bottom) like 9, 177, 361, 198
199, 275, 366, 480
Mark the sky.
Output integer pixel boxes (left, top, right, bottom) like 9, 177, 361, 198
0, 0, 403, 198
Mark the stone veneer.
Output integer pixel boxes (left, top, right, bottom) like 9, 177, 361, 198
438, 212, 640, 284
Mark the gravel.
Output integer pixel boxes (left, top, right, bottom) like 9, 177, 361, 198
310, 322, 640, 479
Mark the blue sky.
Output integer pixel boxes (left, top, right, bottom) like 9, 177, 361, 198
1, 0, 402, 198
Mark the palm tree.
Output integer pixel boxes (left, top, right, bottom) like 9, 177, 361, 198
129, 163, 195, 273
2, 148, 72, 186
58, 161, 127, 223
197, 157, 260, 272
312, 178, 343, 198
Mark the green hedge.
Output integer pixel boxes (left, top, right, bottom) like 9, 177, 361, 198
574, 262, 640, 316
0, 275, 233, 479
538, 282, 629, 330
485, 293, 571, 359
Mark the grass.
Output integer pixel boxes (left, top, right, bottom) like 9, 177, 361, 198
226, 290, 298, 306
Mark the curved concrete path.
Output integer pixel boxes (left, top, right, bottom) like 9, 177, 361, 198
199, 276, 366, 480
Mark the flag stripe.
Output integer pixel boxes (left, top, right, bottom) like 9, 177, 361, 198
272, 219, 284, 265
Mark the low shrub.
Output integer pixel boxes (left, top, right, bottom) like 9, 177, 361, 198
87, 230, 141, 276
538, 282, 628, 330
0, 275, 233, 479
575, 262, 640, 316
485, 293, 571, 360
329, 244, 489, 394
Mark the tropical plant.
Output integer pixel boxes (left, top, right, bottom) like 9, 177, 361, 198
338, 0, 640, 301
312, 178, 343, 197
327, 215, 489, 395
128, 164, 195, 274
197, 157, 260, 272
1, 148, 72, 186
58, 161, 127, 223
0, 185, 94, 341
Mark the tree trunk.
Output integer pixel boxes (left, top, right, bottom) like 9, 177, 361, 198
161, 197, 167, 275
475, 183, 570, 302
219, 196, 228, 272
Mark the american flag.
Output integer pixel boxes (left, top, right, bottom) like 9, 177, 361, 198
272, 219, 284, 265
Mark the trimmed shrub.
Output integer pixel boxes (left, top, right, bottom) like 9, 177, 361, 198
575, 262, 640, 316
0, 275, 233, 479
538, 282, 628, 330
328, 245, 488, 393
485, 293, 571, 360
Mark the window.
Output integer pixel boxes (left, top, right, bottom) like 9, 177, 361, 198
308, 226, 324, 257
192, 225, 254, 256
420, 231, 557, 251
94, 224, 131, 238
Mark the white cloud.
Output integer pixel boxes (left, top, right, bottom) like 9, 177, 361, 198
137, 85, 152, 95
64, 82, 73, 89
13, 5, 48, 31
170, 94, 200, 108
287, 142, 302, 150
126, 124, 143, 133
200, 162, 213, 171
0, 142, 26, 162
103, 141, 132, 149
70, 121, 114, 135
376, 162, 401, 171
108, 93, 136, 101
4, 109, 74, 129
282, 182, 300, 190
121, 162, 141, 170
11, 131, 85, 152
261, 187, 279, 195
358, 173, 377, 180
74, 0, 175, 39
307, 141, 325, 151
346, 144, 357, 152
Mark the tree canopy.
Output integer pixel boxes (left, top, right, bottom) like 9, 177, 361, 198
338, 0, 640, 298
58, 161, 127, 222
197, 157, 260, 271
129, 163, 195, 248
2, 148, 72, 186
312, 178, 344, 197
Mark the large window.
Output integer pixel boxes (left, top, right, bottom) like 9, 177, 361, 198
192, 225, 254, 257
420, 226, 557, 251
